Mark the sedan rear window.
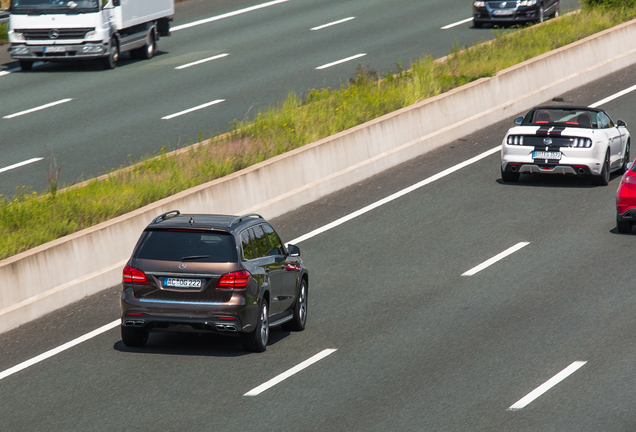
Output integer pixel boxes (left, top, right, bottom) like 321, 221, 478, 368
134, 230, 237, 262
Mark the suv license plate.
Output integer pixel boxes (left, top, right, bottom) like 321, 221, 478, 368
43, 46, 66, 53
164, 278, 202, 288
533, 151, 562, 160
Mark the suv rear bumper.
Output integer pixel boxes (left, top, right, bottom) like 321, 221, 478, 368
121, 288, 258, 333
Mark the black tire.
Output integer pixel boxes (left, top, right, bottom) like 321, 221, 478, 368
617, 218, 632, 234
473, 20, 483, 28
102, 37, 119, 70
19, 60, 33, 71
242, 299, 269, 352
134, 31, 156, 60
121, 325, 149, 347
282, 278, 307, 332
619, 140, 631, 174
501, 166, 520, 183
592, 151, 610, 186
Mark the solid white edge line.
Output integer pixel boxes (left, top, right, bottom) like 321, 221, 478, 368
316, 53, 367, 70
162, 99, 225, 120
311, 17, 355, 31
0, 319, 120, 382
0, 157, 43, 174
0, 62, 46, 78
461, 242, 530, 276
175, 53, 229, 70
441, 17, 474, 30
3, 98, 73, 119
172, 0, 290, 31
590, 83, 636, 108
287, 146, 501, 245
508, 361, 587, 410
244, 349, 337, 396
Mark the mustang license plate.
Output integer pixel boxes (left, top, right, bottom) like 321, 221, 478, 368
533, 151, 562, 160
43, 46, 66, 53
164, 278, 202, 288
493, 9, 514, 15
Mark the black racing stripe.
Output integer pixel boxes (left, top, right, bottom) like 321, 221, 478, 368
536, 127, 550, 136
549, 127, 566, 136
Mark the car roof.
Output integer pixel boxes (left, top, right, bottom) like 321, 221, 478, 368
146, 212, 266, 232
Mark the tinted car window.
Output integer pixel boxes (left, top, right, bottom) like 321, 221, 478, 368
251, 225, 270, 258
263, 224, 284, 256
134, 230, 237, 262
240, 229, 256, 261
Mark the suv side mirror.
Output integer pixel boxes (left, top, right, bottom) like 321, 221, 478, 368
288, 244, 300, 257
617, 119, 627, 128
514, 116, 523, 125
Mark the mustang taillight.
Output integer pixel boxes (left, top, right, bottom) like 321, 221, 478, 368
122, 266, 149, 285
216, 270, 251, 289
569, 138, 592, 148
507, 135, 524, 145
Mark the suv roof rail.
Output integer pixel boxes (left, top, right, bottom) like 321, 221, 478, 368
152, 210, 180, 224
228, 213, 263, 228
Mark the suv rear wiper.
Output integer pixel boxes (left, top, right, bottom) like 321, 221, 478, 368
181, 255, 210, 261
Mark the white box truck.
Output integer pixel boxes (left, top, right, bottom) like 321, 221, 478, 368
7, 0, 174, 70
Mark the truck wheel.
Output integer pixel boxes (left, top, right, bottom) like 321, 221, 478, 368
19, 60, 33, 71
139, 32, 156, 60
102, 37, 119, 70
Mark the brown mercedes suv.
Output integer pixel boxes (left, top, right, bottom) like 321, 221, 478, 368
120, 211, 308, 352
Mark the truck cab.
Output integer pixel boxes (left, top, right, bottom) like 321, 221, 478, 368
8, 0, 174, 70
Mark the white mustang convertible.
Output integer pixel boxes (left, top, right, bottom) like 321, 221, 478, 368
500, 106, 631, 185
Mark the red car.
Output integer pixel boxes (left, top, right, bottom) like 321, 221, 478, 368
616, 162, 636, 233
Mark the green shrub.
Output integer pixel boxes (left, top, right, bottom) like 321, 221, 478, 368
582, 0, 636, 7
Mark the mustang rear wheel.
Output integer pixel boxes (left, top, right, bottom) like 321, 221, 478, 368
592, 151, 610, 186
501, 166, 520, 183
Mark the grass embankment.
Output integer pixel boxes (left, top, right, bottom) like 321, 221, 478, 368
1, 0, 9, 45
2, 4, 636, 260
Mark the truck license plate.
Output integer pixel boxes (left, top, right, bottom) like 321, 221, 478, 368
43, 46, 66, 53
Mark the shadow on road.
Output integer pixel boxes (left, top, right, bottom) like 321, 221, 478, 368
113, 327, 291, 357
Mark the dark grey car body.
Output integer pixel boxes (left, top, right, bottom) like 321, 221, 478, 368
120, 211, 308, 352
472, 0, 560, 27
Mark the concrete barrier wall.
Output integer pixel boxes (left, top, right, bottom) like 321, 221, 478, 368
2, 18, 636, 334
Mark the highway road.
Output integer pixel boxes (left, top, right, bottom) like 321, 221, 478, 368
1, 60, 636, 430
0, 0, 581, 198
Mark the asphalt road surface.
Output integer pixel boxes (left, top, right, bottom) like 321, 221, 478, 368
0, 0, 581, 197
1, 59, 636, 431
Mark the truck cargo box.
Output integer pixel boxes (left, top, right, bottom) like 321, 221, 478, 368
116, 0, 174, 29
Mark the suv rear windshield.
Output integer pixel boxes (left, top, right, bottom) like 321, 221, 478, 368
134, 230, 238, 263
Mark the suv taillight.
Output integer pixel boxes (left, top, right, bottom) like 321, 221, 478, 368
123, 265, 149, 285
216, 270, 251, 289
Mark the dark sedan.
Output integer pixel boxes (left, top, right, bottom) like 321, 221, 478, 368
473, 0, 560, 28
